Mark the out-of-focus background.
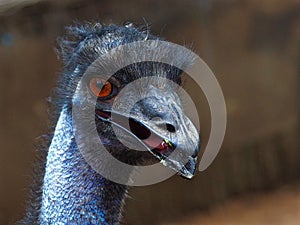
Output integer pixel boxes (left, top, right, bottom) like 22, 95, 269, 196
0, 0, 299, 224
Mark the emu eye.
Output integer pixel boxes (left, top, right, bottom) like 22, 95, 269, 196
89, 77, 113, 98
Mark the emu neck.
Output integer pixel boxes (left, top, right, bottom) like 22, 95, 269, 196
39, 106, 127, 224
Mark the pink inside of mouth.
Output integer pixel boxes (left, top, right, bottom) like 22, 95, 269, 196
96, 110, 111, 119
143, 137, 170, 152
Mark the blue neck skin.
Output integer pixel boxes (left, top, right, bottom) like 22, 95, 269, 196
39, 106, 127, 225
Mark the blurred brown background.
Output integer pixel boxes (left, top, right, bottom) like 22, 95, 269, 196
0, 0, 299, 224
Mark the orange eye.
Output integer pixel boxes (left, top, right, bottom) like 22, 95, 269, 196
89, 78, 112, 98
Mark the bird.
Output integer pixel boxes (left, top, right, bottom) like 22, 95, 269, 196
19, 22, 200, 225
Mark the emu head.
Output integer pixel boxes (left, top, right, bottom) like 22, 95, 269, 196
62, 23, 200, 180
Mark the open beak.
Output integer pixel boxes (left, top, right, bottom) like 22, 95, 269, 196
95, 94, 200, 179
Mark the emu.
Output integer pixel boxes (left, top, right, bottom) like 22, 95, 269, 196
20, 22, 200, 225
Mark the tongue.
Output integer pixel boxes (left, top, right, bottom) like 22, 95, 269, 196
143, 136, 169, 152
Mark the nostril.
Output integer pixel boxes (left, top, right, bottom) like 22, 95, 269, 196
166, 123, 176, 133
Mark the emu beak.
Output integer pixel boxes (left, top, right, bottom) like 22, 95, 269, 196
178, 155, 198, 179
128, 87, 201, 179
96, 93, 200, 179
